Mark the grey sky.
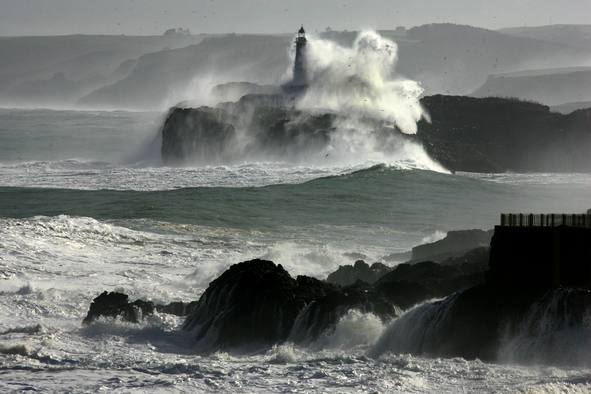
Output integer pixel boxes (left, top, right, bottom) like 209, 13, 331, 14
1, 0, 590, 36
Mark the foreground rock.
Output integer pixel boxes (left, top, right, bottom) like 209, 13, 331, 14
83, 291, 198, 324
180, 252, 487, 350
371, 223, 591, 364
326, 245, 490, 309
374, 247, 489, 309
182, 259, 397, 351
82, 223, 591, 363
83, 250, 487, 350
372, 284, 591, 365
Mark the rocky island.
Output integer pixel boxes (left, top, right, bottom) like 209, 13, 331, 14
160, 93, 591, 173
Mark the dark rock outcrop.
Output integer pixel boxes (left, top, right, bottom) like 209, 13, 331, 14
372, 224, 591, 364
288, 280, 398, 344
182, 259, 397, 351
83, 292, 154, 324
82, 221, 591, 364
372, 284, 537, 360
374, 247, 489, 309
82, 250, 485, 346
410, 229, 493, 263
418, 95, 591, 172
182, 259, 315, 350
181, 252, 487, 350
161, 107, 236, 165
83, 291, 198, 324
373, 284, 591, 364
326, 260, 391, 286
160, 101, 333, 165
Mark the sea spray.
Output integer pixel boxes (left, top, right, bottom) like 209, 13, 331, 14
293, 30, 445, 170
266, 343, 301, 364
370, 296, 457, 357
499, 288, 591, 366
298, 31, 425, 134
313, 309, 386, 350
370, 287, 591, 366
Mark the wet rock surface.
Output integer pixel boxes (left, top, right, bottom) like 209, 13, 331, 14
376, 284, 591, 363
82, 228, 591, 361
374, 247, 489, 309
161, 107, 236, 165
182, 259, 397, 351
83, 248, 488, 350
83, 291, 197, 324
418, 95, 591, 172
177, 250, 488, 350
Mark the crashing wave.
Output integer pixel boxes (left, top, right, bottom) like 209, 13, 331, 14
371, 286, 591, 366
159, 30, 446, 172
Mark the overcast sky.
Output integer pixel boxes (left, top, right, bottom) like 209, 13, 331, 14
1, 0, 590, 36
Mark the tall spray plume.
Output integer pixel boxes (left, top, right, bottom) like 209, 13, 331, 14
289, 31, 444, 171
159, 30, 446, 171
296, 31, 426, 135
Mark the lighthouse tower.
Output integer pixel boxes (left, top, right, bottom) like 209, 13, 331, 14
292, 26, 308, 88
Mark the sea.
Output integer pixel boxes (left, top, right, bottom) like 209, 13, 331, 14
1, 107, 591, 393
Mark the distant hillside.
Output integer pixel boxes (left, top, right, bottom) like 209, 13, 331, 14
499, 25, 591, 50
550, 101, 591, 114
3, 24, 591, 109
321, 24, 591, 95
471, 68, 591, 106
0, 34, 204, 107
78, 34, 292, 110
395, 24, 591, 95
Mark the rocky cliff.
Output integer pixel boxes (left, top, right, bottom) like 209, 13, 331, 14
418, 95, 591, 172
160, 94, 591, 172
160, 95, 334, 165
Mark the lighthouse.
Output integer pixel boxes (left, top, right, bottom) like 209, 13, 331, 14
292, 26, 308, 88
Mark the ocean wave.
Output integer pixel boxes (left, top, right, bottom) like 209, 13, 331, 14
2, 165, 591, 233
311, 310, 386, 350
0, 157, 441, 191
